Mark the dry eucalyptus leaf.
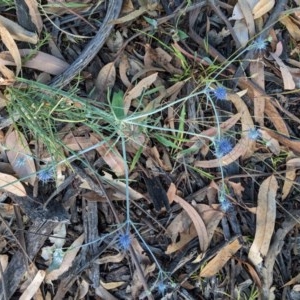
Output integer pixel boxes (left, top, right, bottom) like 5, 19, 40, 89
46, 234, 84, 282
24, 0, 43, 34
280, 15, 300, 41
0, 24, 21, 76
282, 158, 300, 200
200, 238, 242, 277
19, 270, 45, 300
90, 133, 125, 177
167, 183, 209, 252
248, 175, 277, 266
0, 173, 26, 196
6, 131, 36, 186
95, 62, 116, 94
253, 0, 275, 19
124, 72, 158, 114
0, 15, 38, 44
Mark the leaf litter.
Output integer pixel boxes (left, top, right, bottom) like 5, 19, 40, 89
0, 0, 300, 299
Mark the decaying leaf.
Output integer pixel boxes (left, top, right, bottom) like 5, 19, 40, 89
228, 92, 255, 158
0, 24, 21, 76
0, 50, 70, 75
270, 42, 295, 90
200, 238, 242, 277
0, 15, 38, 44
248, 175, 277, 266
20, 270, 45, 300
24, 0, 43, 34
46, 234, 84, 282
100, 280, 126, 290
282, 157, 300, 200
249, 61, 265, 126
119, 54, 131, 88
167, 183, 209, 252
124, 72, 158, 114
0, 173, 26, 196
90, 133, 125, 177
281, 15, 300, 42
95, 62, 116, 94
194, 137, 249, 169
252, 0, 275, 19
6, 131, 36, 185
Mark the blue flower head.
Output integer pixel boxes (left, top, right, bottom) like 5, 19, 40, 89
38, 167, 54, 184
157, 281, 167, 295
249, 37, 267, 52
118, 232, 131, 251
247, 128, 260, 141
213, 86, 227, 100
219, 195, 232, 212
214, 137, 233, 158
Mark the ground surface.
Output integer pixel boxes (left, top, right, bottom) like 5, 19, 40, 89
0, 0, 300, 299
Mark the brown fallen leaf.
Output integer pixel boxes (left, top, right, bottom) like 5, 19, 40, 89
20, 270, 45, 300
95, 62, 116, 94
124, 72, 158, 114
280, 15, 300, 42
0, 50, 69, 75
90, 133, 125, 177
228, 92, 255, 158
100, 280, 126, 290
46, 234, 84, 282
0, 15, 38, 44
253, 0, 275, 19
0, 24, 21, 76
282, 157, 300, 200
167, 183, 209, 252
249, 61, 265, 126
194, 137, 249, 169
200, 238, 242, 277
119, 54, 131, 88
248, 175, 278, 266
263, 128, 300, 154
24, 0, 43, 34
270, 42, 295, 90
0, 173, 26, 196
6, 131, 36, 186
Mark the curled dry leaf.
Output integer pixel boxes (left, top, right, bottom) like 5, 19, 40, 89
270, 43, 295, 90
100, 280, 126, 290
90, 133, 125, 177
19, 270, 45, 300
167, 183, 209, 252
46, 234, 84, 282
194, 137, 249, 169
263, 128, 300, 154
280, 15, 300, 42
238, 0, 255, 38
0, 173, 26, 196
248, 175, 277, 266
119, 54, 131, 88
282, 157, 300, 200
252, 0, 275, 19
228, 92, 255, 158
20, 50, 68, 75
6, 131, 36, 185
200, 238, 242, 277
0, 16, 38, 44
0, 24, 21, 76
249, 60, 265, 125
95, 62, 116, 94
259, 129, 281, 155
124, 72, 158, 115
24, 0, 43, 34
